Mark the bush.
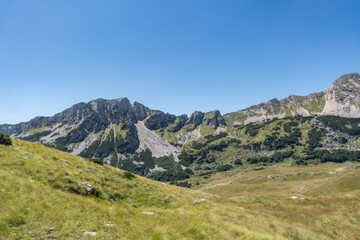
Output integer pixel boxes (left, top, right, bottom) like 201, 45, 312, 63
0, 133, 12, 146
88, 158, 104, 165
178, 150, 195, 167
123, 171, 136, 180
247, 151, 294, 164
234, 159, 243, 165
318, 116, 360, 135
205, 132, 228, 143
307, 128, 324, 150
170, 180, 192, 188
249, 129, 259, 137
264, 129, 301, 150
216, 164, 233, 172
305, 149, 360, 163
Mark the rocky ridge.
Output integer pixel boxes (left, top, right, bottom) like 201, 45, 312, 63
224, 73, 360, 124
1, 73, 360, 181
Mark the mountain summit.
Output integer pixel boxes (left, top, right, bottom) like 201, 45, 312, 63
224, 73, 360, 124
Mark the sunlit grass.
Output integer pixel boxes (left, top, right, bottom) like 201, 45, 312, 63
0, 138, 359, 239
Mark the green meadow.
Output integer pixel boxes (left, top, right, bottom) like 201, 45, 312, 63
0, 139, 359, 239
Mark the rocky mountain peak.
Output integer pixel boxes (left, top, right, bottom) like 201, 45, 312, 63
90, 98, 131, 113
321, 73, 360, 117
186, 111, 205, 128
331, 73, 360, 88
203, 110, 226, 128
224, 73, 360, 125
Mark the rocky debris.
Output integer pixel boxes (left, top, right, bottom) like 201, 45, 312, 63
289, 196, 304, 200
71, 134, 98, 155
336, 167, 346, 172
104, 223, 114, 227
175, 127, 202, 145
298, 186, 305, 193
215, 127, 227, 135
179, 212, 185, 215
83, 232, 97, 236
142, 212, 155, 215
82, 182, 93, 192
194, 198, 208, 204
135, 121, 180, 162
149, 165, 167, 173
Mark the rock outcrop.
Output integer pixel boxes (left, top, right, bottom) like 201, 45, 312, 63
224, 73, 360, 124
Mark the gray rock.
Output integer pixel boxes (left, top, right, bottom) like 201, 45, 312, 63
82, 182, 93, 192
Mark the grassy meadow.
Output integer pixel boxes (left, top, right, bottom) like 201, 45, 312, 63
0, 138, 359, 239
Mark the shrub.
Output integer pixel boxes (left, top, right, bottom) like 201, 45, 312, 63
234, 159, 243, 165
178, 150, 195, 167
88, 158, 104, 165
247, 151, 294, 164
170, 180, 192, 188
0, 133, 12, 146
249, 129, 259, 137
216, 164, 233, 172
123, 171, 136, 180
318, 116, 360, 135
254, 167, 265, 171
205, 132, 228, 143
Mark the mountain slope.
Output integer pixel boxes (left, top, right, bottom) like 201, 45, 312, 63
1, 138, 360, 239
0, 99, 227, 181
1, 73, 360, 182
224, 73, 360, 124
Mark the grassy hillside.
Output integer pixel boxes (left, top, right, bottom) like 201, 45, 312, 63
1, 138, 360, 239
190, 162, 360, 240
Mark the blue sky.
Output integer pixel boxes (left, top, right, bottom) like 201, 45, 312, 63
0, 0, 359, 124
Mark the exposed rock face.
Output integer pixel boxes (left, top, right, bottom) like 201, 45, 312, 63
0, 98, 155, 164
144, 112, 178, 130
0, 98, 199, 179
321, 73, 360, 117
135, 121, 180, 162
203, 110, 227, 128
0, 98, 153, 136
186, 111, 205, 129
224, 73, 360, 124
185, 110, 226, 130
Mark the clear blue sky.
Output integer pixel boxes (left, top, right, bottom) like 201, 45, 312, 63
1, 0, 359, 124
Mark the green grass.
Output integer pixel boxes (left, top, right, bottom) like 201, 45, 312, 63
27, 125, 51, 135
1, 139, 360, 239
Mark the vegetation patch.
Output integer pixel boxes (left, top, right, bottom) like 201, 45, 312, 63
0, 133, 12, 146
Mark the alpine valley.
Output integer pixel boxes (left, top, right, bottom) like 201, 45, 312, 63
2, 73, 360, 184
1, 73, 360, 239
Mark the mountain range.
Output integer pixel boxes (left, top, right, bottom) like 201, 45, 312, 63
1, 73, 360, 181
